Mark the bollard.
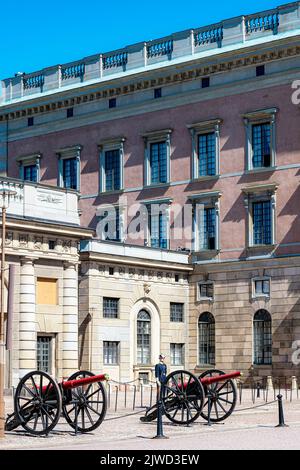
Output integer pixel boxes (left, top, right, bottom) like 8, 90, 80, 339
206, 393, 212, 427
276, 394, 288, 428
124, 384, 127, 409
107, 382, 111, 409
133, 385, 136, 410
153, 385, 168, 439
256, 382, 261, 399
114, 386, 119, 412
239, 381, 243, 405
150, 385, 153, 407
141, 383, 143, 408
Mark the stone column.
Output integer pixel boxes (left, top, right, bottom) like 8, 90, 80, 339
19, 257, 37, 378
62, 261, 79, 377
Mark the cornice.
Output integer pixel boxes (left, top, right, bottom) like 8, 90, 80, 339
1, 41, 300, 123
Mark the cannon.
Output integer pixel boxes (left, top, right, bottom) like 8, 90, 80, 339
5, 370, 109, 436
141, 369, 241, 425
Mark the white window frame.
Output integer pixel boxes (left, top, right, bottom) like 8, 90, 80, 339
252, 276, 271, 300
187, 119, 221, 180
142, 129, 172, 187
98, 137, 125, 193
189, 191, 221, 253
17, 153, 41, 182
243, 108, 278, 172
242, 183, 278, 248
197, 281, 214, 302
56, 145, 81, 191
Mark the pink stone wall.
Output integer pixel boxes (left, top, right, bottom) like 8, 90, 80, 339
7, 83, 300, 258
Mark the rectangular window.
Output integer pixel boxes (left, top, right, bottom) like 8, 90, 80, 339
103, 341, 119, 365
103, 297, 119, 318
170, 343, 184, 366
199, 282, 214, 300
170, 303, 184, 322
139, 372, 149, 384
254, 279, 270, 297
62, 157, 78, 190
256, 65, 265, 77
198, 207, 216, 250
104, 149, 121, 191
23, 164, 37, 182
150, 142, 167, 184
202, 77, 210, 88
149, 211, 168, 249
28, 117, 34, 127
252, 201, 272, 245
109, 98, 116, 108
99, 207, 121, 241
252, 123, 271, 168
198, 133, 216, 176
37, 336, 52, 373
67, 108, 74, 118
37, 278, 58, 305
154, 88, 162, 99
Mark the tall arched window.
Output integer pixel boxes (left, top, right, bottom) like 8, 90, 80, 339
137, 310, 151, 365
253, 309, 272, 365
198, 312, 215, 365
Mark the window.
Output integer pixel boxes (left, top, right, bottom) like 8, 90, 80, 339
148, 209, 168, 249
99, 207, 121, 241
253, 278, 270, 298
99, 138, 125, 193
198, 312, 215, 365
256, 65, 265, 77
67, 108, 74, 118
202, 77, 210, 88
143, 129, 172, 186
198, 282, 214, 300
103, 297, 119, 318
198, 207, 216, 250
175, 274, 179, 283
48, 240, 56, 250
243, 108, 277, 170
253, 310, 272, 365
23, 164, 37, 182
37, 278, 58, 305
170, 303, 184, 322
63, 158, 78, 190
154, 88, 162, 99
37, 336, 52, 373
252, 123, 271, 168
103, 341, 119, 365
139, 372, 149, 384
109, 98, 116, 108
198, 133, 216, 177
104, 150, 121, 191
137, 310, 151, 365
170, 343, 184, 366
57, 146, 81, 191
28, 117, 34, 127
252, 201, 272, 245
150, 142, 167, 184
109, 267, 114, 276
187, 119, 221, 180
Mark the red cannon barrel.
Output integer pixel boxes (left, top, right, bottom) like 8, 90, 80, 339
62, 373, 109, 390
200, 371, 241, 386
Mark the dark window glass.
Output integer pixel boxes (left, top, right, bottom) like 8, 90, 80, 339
198, 312, 215, 365
28, 117, 34, 127
48, 240, 56, 250
253, 310, 272, 365
254, 279, 270, 296
104, 149, 121, 191
37, 336, 52, 373
62, 158, 78, 190
109, 267, 114, 276
202, 77, 210, 88
198, 132, 216, 176
67, 108, 74, 118
103, 341, 119, 365
149, 210, 167, 249
170, 303, 184, 322
23, 164, 37, 182
154, 88, 162, 99
150, 141, 167, 184
175, 274, 179, 283
199, 207, 216, 250
137, 310, 151, 365
252, 123, 271, 168
253, 201, 272, 245
109, 98, 116, 108
199, 282, 214, 299
256, 65, 265, 77
103, 297, 119, 318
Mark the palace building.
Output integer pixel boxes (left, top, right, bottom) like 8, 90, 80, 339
1, 2, 300, 386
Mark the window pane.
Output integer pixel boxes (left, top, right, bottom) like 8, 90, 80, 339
103, 341, 119, 365
198, 133, 216, 176
198, 207, 216, 250
103, 298, 119, 318
149, 211, 167, 249
252, 123, 271, 168
253, 201, 272, 245
253, 310, 272, 365
63, 158, 77, 190
199, 282, 214, 299
24, 164, 37, 182
150, 142, 167, 184
170, 303, 184, 322
137, 310, 151, 365
170, 343, 184, 365
105, 149, 121, 191
37, 336, 52, 373
198, 313, 215, 365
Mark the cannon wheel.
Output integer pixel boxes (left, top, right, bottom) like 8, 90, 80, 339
62, 370, 107, 433
14, 370, 62, 436
199, 369, 237, 422
162, 370, 204, 425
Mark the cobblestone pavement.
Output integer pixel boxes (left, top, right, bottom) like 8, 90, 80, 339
1, 392, 300, 450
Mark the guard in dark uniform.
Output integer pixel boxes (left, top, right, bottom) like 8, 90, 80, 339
155, 354, 167, 400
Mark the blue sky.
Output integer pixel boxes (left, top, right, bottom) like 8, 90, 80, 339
0, 0, 286, 79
